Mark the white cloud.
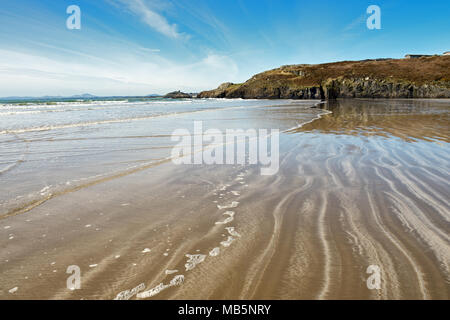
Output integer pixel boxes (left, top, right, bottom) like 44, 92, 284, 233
0, 49, 239, 96
119, 0, 187, 40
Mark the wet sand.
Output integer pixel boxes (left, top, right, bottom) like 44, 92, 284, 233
0, 99, 449, 300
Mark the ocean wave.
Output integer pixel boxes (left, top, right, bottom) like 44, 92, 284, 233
0, 101, 317, 135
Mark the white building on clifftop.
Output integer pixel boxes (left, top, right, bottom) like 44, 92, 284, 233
404, 54, 432, 59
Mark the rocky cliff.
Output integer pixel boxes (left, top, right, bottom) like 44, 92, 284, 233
198, 56, 450, 99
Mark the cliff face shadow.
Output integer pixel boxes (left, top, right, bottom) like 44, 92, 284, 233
292, 99, 450, 143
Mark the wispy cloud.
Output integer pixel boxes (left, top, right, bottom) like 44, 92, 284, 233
343, 14, 366, 32
118, 0, 187, 40
170, 0, 233, 48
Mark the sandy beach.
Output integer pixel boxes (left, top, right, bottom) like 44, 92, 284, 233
0, 98, 449, 300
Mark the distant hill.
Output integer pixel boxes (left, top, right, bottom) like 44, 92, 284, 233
198, 55, 450, 99
70, 93, 97, 98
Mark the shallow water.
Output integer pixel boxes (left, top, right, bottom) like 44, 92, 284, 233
0, 99, 449, 300
0, 98, 322, 217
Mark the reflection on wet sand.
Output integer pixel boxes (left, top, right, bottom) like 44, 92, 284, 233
296, 99, 450, 143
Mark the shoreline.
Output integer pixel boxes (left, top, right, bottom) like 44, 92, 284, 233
0, 99, 449, 300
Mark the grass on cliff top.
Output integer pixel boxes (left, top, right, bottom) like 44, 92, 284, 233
249, 55, 450, 86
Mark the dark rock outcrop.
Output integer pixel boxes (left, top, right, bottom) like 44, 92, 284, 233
164, 91, 192, 99
198, 56, 450, 99
322, 77, 450, 99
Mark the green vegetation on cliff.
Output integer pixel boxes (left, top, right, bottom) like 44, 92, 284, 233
198, 56, 450, 99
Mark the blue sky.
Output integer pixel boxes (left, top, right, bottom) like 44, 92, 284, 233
0, 0, 449, 96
